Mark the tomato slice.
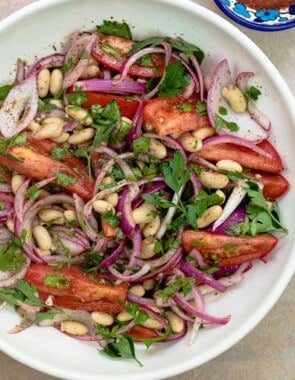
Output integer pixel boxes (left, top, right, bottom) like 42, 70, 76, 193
25, 264, 128, 305
82, 92, 139, 119
143, 96, 211, 136
246, 171, 289, 200
182, 230, 278, 267
0, 140, 94, 201
92, 33, 165, 78
126, 326, 158, 340
197, 140, 283, 174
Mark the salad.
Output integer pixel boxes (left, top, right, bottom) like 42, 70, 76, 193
0, 20, 289, 364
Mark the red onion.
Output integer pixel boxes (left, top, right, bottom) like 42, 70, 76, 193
0, 256, 30, 288
189, 153, 217, 171
26, 53, 65, 76
74, 78, 146, 95
16, 59, 26, 83
108, 263, 151, 282
180, 260, 227, 292
128, 226, 142, 267
0, 183, 12, 193
0, 74, 38, 138
99, 239, 125, 269
0, 227, 12, 245
74, 194, 98, 241
190, 54, 204, 101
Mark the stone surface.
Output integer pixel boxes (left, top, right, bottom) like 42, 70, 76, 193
0, 1, 294, 379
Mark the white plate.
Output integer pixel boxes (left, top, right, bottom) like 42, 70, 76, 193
0, 0, 295, 379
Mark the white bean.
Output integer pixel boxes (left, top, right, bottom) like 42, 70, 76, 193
197, 205, 223, 229
68, 128, 95, 145
140, 238, 156, 259
165, 311, 184, 333
117, 310, 133, 322
105, 192, 119, 207
92, 200, 113, 214
39, 209, 65, 224
11, 174, 25, 194
32, 225, 52, 251
143, 318, 163, 330
64, 209, 77, 223
49, 99, 64, 108
129, 285, 145, 297
6, 218, 14, 233
91, 312, 114, 326
49, 69, 63, 95
199, 171, 229, 189
142, 215, 160, 237
215, 190, 226, 204
221, 85, 247, 113
143, 279, 156, 291
60, 321, 88, 336
191, 127, 215, 141
66, 105, 93, 126
132, 203, 157, 224
35, 117, 65, 139
37, 68, 50, 98
52, 132, 70, 143
178, 132, 202, 153
216, 159, 243, 173
148, 138, 167, 159
80, 65, 100, 79
27, 120, 41, 133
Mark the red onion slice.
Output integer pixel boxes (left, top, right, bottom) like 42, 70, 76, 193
236, 71, 254, 92
63, 34, 97, 89
26, 53, 65, 76
74, 78, 146, 95
0, 74, 38, 138
207, 59, 267, 142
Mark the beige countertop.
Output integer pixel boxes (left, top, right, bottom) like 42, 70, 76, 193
0, 1, 294, 379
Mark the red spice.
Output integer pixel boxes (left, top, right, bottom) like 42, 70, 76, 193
242, 0, 293, 9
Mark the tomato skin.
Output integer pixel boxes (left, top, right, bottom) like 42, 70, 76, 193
197, 140, 283, 174
143, 96, 210, 136
0, 140, 94, 201
92, 33, 165, 78
82, 92, 139, 119
246, 171, 289, 200
182, 230, 278, 267
126, 326, 158, 340
25, 264, 128, 309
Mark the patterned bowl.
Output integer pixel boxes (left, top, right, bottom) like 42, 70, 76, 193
214, 0, 295, 31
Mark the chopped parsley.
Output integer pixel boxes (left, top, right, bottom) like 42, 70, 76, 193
176, 103, 192, 112
132, 136, 151, 156
66, 91, 87, 106
215, 115, 239, 132
196, 100, 207, 116
61, 57, 73, 74
158, 60, 190, 97
0, 84, 12, 100
97, 20, 132, 40
55, 173, 76, 186
0, 240, 27, 273
245, 86, 261, 102
161, 276, 195, 299
25, 184, 42, 202
43, 274, 70, 289
51, 147, 68, 160
103, 210, 120, 228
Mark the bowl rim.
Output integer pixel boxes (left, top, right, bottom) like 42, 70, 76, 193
214, 0, 295, 31
0, 0, 295, 379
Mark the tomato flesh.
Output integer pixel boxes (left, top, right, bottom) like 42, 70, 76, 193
143, 96, 210, 136
246, 171, 289, 200
182, 230, 278, 267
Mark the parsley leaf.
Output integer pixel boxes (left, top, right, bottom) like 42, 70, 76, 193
55, 173, 76, 186
25, 184, 42, 202
0, 84, 12, 100
38, 99, 57, 112
170, 37, 205, 63
196, 100, 207, 116
128, 37, 168, 56
16, 279, 44, 307
0, 133, 27, 155
61, 57, 73, 74
246, 86, 261, 102
97, 20, 132, 40
176, 103, 192, 112
43, 274, 70, 289
103, 210, 120, 228
0, 243, 27, 273
161, 276, 195, 299
51, 147, 68, 160
66, 91, 87, 106
215, 115, 239, 132
162, 150, 191, 193
132, 136, 151, 156
158, 60, 190, 97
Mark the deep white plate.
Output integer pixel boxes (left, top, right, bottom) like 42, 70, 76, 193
0, 0, 295, 379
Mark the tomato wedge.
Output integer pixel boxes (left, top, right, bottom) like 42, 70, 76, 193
126, 326, 158, 340
92, 33, 165, 78
197, 140, 283, 174
143, 96, 211, 136
25, 264, 127, 312
82, 92, 139, 119
246, 171, 289, 200
182, 230, 278, 267
0, 138, 94, 201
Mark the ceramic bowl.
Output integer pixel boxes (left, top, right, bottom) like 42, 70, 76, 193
214, 0, 295, 31
0, 0, 295, 379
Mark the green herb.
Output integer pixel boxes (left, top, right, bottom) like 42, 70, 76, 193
55, 173, 76, 186
97, 20, 132, 40
203, 266, 219, 275
170, 37, 205, 63
0, 133, 27, 156
0, 287, 24, 307
128, 37, 168, 56
16, 279, 44, 307
196, 100, 207, 116
142, 192, 175, 209
61, 57, 73, 74
245, 86, 261, 102
51, 147, 68, 160
72, 146, 92, 179
101, 335, 142, 366
125, 303, 139, 317
0, 201, 6, 211
215, 115, 239, 132
82, 249, 103, 273
0, 84, 12, 100
110, 118, 132, 144
66, 91, 87, 106
91, 101, 121, 147
43, 274, 70, 289
101, 44, 121, 57
176, 103, 192, 112
0, 243, 27, 273
134, 312, 149, 325
162, 150, 191, 193
218, 106, 228, 115
25, 184, 42, 202
161, 276, 195, 299
103, 210, 120, 228
38, 99, 57, 112
132, 136, 151, 156
81, 51, 90, 59
158, 60, 190, 97
34, 311, 61, 323
137, 54, 153, 67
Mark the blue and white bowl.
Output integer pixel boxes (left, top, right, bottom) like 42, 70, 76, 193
214, 0, 295, 31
